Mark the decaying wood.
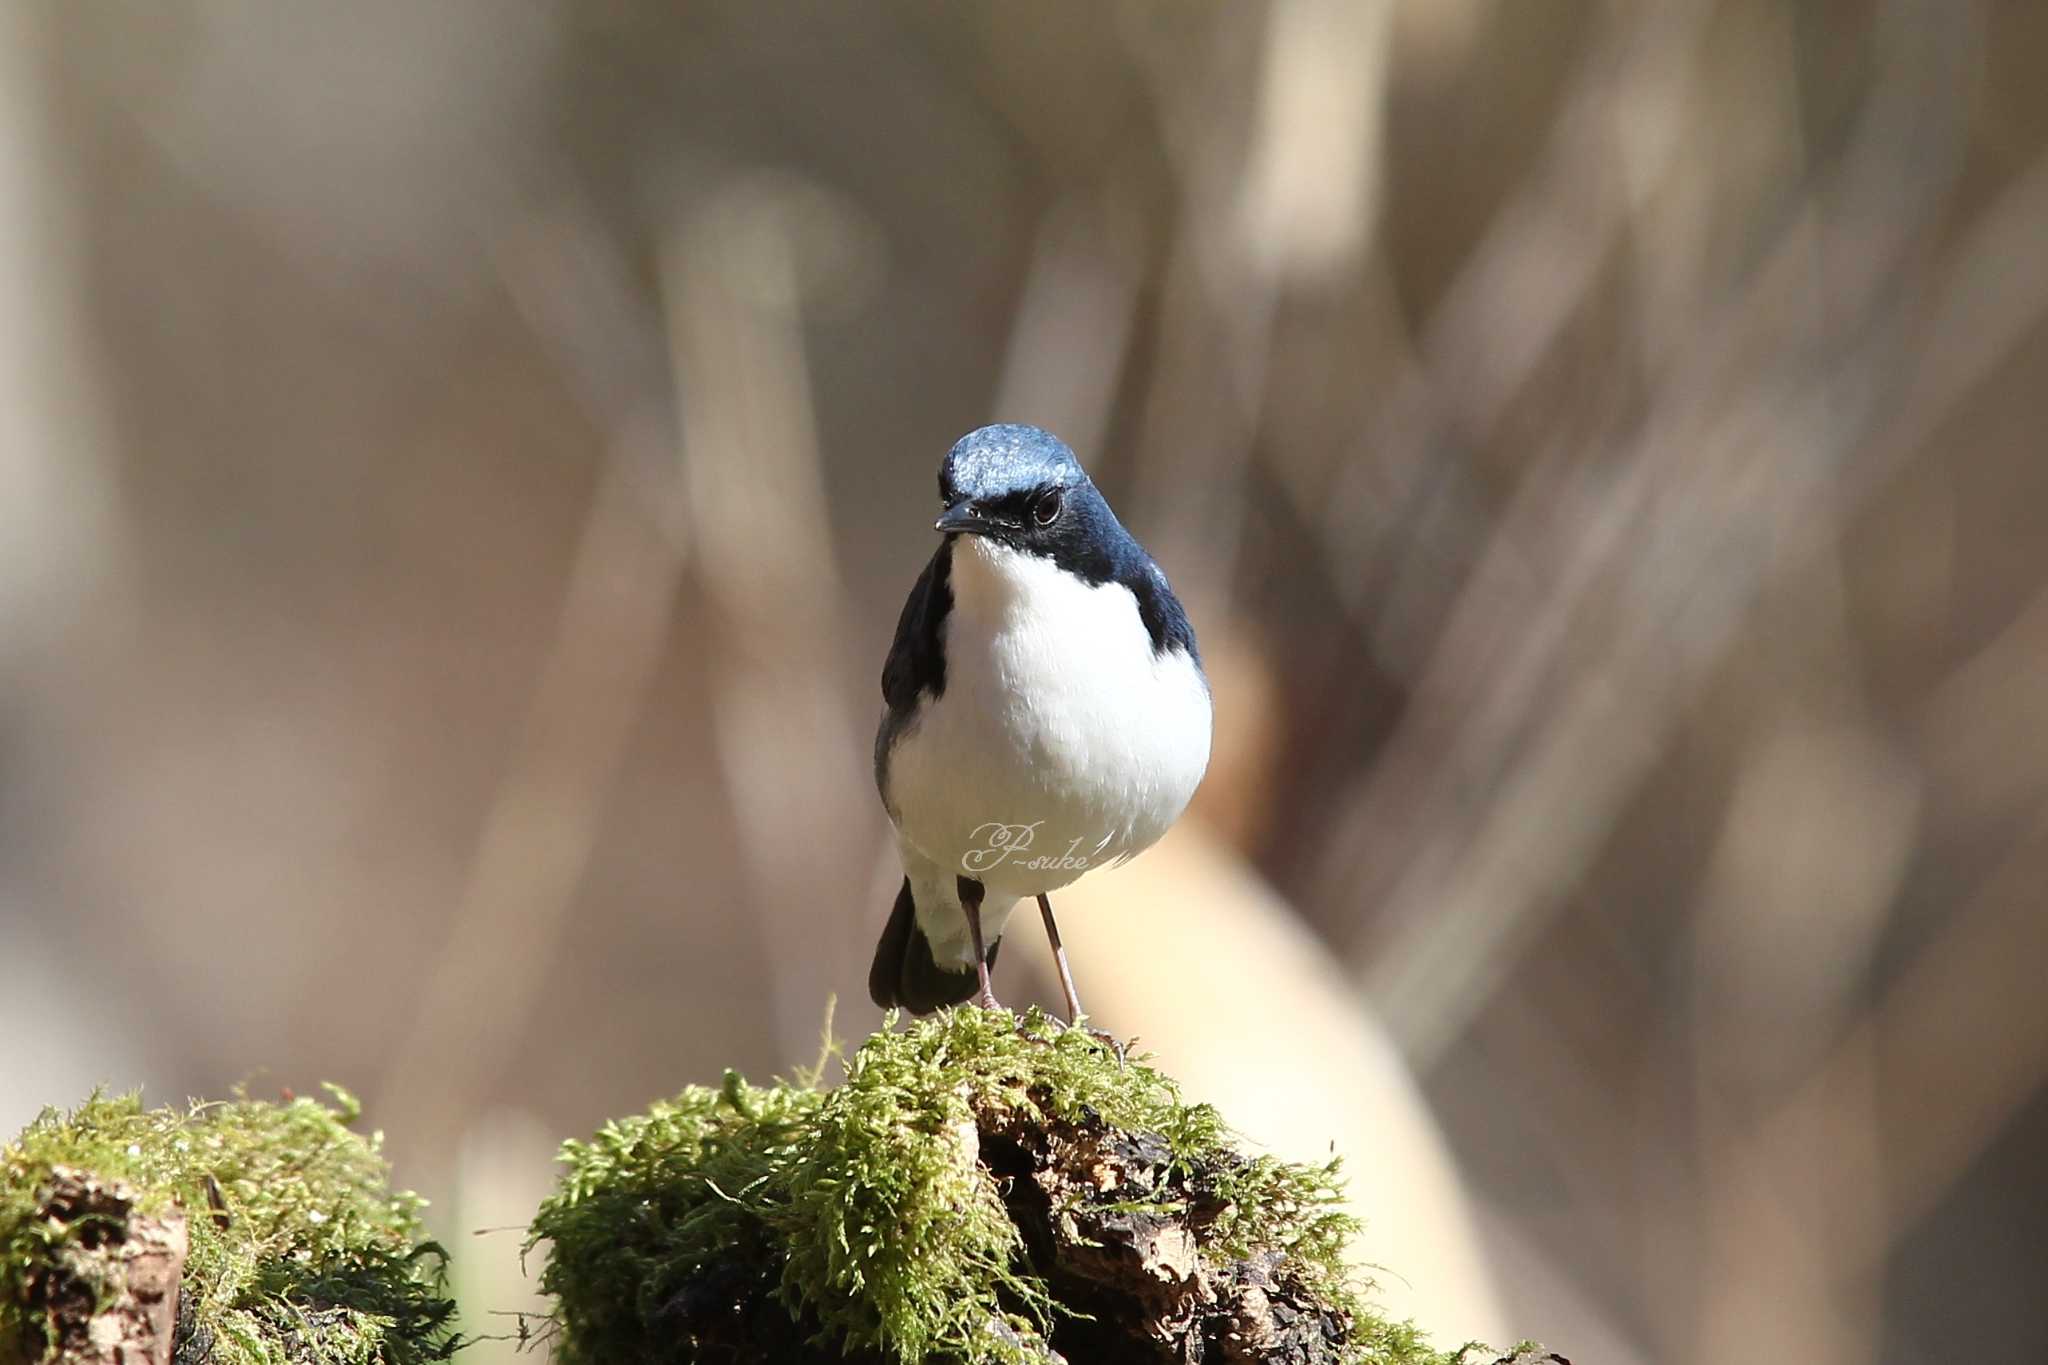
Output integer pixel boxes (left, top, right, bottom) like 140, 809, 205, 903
21, 1166, 186, 1365
972, 1094, 1355, 1364
647, 1090, 1546, 1365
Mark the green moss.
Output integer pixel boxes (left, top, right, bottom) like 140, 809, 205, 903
1, 1086, 458, 1365
531, 1008, 1460, 1365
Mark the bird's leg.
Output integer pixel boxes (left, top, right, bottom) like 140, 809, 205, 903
957, 876, 1002, 1011
1037, 893, 1084, 1023
1038, 893, 1124, 1061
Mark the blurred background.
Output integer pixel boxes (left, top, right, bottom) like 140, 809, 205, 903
3, 2, 2045, 1361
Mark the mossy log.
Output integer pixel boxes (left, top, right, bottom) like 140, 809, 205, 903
531, 1009, 1557, 1365
1, 1090, 457, 1365
3, 1025, 1561, 1365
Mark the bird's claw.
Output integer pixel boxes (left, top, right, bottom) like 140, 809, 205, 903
1044, 1013, 1127, 1064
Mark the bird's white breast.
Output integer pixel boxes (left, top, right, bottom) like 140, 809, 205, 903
887, 538, 1212, 908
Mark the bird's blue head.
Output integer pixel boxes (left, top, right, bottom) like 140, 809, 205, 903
934, 424, 1109, 555
929, 423, 1198, 659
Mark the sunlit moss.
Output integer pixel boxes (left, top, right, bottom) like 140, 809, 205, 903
531, 1007, 1460, 1364
0, 1086, 457, 1365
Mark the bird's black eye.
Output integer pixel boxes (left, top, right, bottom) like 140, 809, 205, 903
1032, 488, 1064, 527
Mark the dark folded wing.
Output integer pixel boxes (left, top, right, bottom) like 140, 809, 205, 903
874, 538, 954, 802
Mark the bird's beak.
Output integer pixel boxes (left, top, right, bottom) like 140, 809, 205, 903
935, 499, 985, 536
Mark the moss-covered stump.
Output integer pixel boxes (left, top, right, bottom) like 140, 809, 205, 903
532, 1009, 1516, 1365
1, 1089, 458, 1365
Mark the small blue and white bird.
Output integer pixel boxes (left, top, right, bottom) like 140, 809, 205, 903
868, 424, 1212, 1019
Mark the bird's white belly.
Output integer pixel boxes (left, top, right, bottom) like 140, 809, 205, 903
887, 541, 1212, 902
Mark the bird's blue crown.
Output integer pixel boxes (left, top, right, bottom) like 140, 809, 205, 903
939, 424, 1088, 505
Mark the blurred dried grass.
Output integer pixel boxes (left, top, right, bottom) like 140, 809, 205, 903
3, 3, 2046, 1362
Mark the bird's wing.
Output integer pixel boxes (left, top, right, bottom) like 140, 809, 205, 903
874, 538, 954, 803
1132, 558, 1201, 663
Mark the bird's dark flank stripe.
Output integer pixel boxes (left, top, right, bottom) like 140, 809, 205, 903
874, 536, 952, 813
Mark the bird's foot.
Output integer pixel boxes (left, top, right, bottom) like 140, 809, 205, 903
1046, 1013, 1127, 1064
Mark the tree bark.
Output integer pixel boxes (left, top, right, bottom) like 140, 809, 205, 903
21, 1166, 186, 1365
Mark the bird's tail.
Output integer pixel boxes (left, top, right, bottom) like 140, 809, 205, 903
867, 877, 998, 1014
